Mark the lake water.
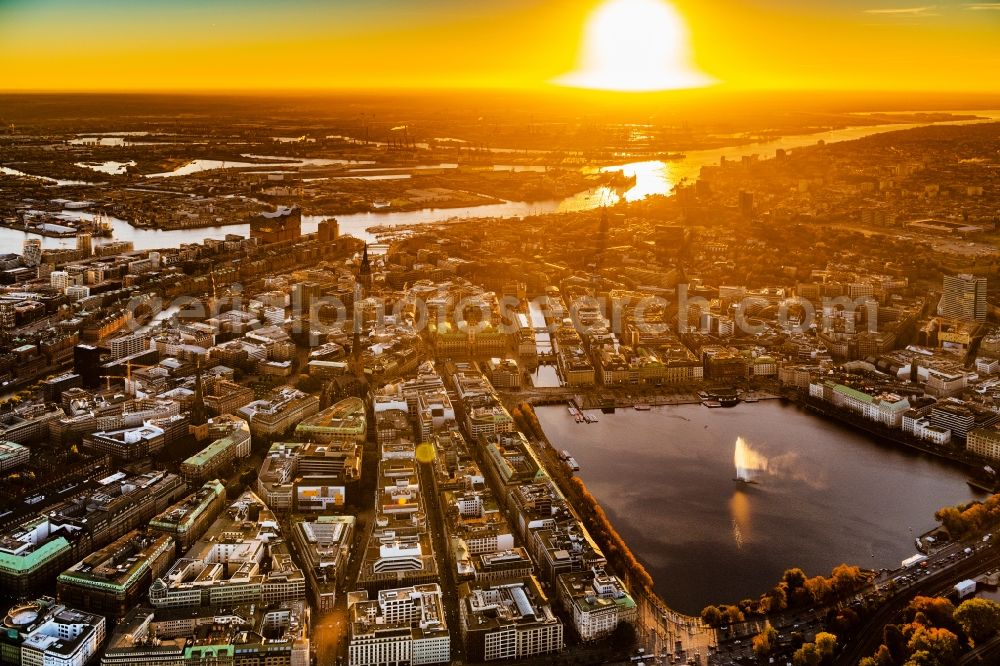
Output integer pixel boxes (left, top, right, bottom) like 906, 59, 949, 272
535, 400, 981, 615
3, 110, 998, 251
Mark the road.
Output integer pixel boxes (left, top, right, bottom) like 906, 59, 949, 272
837, 540, 1000, 666
418, 455, 466, 664
706, 537, 1000, 665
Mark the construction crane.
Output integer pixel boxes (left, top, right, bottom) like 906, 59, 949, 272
99, 359, 155, 396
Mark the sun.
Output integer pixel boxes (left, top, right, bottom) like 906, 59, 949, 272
556, 0, 714, 92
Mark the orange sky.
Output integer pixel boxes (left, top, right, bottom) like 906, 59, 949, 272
0, 0, 997, 92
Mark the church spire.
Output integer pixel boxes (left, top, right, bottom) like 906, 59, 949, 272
358, 242, 373, 294
190, 361, 207, 427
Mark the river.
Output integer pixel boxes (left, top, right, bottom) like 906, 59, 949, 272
3, 110, 997, 251
534, 400, 982, 615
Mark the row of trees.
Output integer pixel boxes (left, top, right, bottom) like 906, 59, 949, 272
860, 595, 1000, 666
701, 565, 871, 626
935, 492, 1000, 540
567, 475, 655, 592
511, 401, 544, 440
516, 399, 655, 594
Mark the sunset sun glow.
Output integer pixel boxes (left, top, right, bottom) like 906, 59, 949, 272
557, 0, 714, 92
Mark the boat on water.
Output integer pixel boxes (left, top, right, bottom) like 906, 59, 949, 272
967, 465, 999, 493
968, 478, 1000, 493
564, 457, 580, 472
706, 387, 740, 407
702, 400, 722, 408
743, 396, 760, 404
634, 404, 651, 411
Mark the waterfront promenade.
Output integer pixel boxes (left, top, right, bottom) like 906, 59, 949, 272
519, 408, 719, 662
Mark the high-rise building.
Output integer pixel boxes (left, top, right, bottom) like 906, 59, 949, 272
938, 274, 987, 322
22, 239, 42, 267
739, 190, 754, 220
317, 218, 339, 243
292, 281, 323, 314
73, 344, 102, 388
76, 232, 92, 256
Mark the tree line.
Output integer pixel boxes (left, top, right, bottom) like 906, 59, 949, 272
701, 565, 871, 627
568, 475, 655, 592
511, 401, 545, 440
935, 492, 1000, 541
859, 595, 1000, 666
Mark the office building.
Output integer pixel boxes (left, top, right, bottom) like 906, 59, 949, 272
238, 386, 319, 438
249, 206, 301, 245
2, 598, 105, 666
148, 479, 227, 552
82, 422, 166, 460
76, 233, 92, 257
967, 427, 1000, 462
73, 344, 102, 389
149, 491, 305, 609
0, 441, 29, 473
202, 380, 254, 416
556, 567, 636, 642
0, 471, 184, 597
50, 271, 69, 292
56, 531, 175, 622
108, 331, 150, 360
0, 403, 64, 444
257, 441, 362, 511
348, 585, 450, 666
739, 190, 754, 220
938, 274, 987, 322
102, 601, 309, 666
457, 577, 563, 662
179, 416, 251, 483
292, 515, 355, 611
294, 396, 367, 443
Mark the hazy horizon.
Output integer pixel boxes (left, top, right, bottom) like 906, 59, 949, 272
2, 0, 998, 94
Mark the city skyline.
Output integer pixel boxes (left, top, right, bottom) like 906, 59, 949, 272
2, 3, 1000, 665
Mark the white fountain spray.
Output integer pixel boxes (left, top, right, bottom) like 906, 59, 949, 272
734, 436, 768, 482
